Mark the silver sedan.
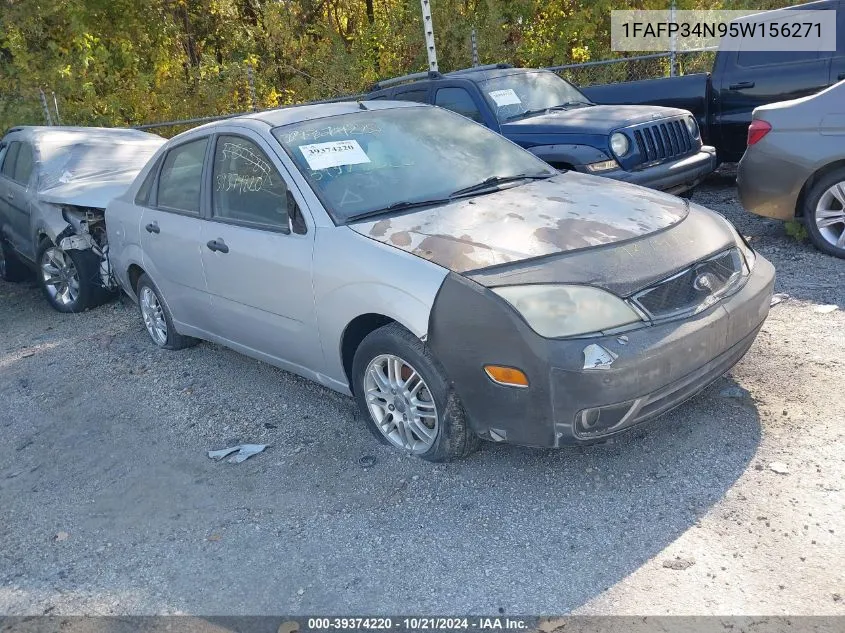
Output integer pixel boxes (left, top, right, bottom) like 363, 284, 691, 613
107, 101, 774, 461
738, 80, 845, 258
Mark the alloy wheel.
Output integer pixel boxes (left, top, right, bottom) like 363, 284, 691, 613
364, 353, 439, 453
139, 286, 168, 346
40, 247, 80, 307
815, 181, 845, 251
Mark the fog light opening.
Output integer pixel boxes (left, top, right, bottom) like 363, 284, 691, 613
576, 401, 637, 437
484, 365, 529, 388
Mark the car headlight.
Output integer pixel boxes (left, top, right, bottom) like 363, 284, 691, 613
709, 210, 755, 273
492, 284, 643, 338
610, 132, 630, 157
685, 115, 700, 139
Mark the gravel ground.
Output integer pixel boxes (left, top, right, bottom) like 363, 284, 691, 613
1, 172, 844, 615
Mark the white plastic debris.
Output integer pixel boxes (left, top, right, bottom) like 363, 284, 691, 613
207, 444, 267, 463
813, 304, 838, 314
769, 462, 789, 475
770, 293, 789, 307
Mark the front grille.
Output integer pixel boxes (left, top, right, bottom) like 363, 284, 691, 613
632, 248, 746, 321
632, 118, 694, 164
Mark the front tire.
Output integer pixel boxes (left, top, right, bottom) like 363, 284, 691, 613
136, 273, 197, 350
804, 168, 845, 259
36, 240, 110, 313
351, 322, 479, 462
0, 239, 29, 282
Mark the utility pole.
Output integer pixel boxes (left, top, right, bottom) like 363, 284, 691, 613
246, 63, 257, 111
420, 0, 438, 73
38, 88, 54, 126
471, 28, 479, 67
669, 0, 678, 77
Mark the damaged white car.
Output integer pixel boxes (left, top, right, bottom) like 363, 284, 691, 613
0, 126, 164, 312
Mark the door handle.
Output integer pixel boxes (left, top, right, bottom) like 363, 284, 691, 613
5, 192, 13, 200
206, 239, 229, 254
729, 81, 755, 90
145, 222, 160, 234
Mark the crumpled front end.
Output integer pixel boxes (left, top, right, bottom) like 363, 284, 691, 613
426, 208, 775, 447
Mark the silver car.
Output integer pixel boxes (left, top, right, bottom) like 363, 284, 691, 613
738, 80, 845, 258
0, 126, 165, 311
107, 101, 775, 461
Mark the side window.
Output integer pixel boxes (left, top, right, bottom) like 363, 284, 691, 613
435, 87, 483, 123
1, 142, 20, 179
0, 144, 7, 169
211, 135, 289, 229
393, 89, 428, 103
156, 137, 208, 214
736, 48, 819, 68
13, 143, 34, 184
135, 158, 161, 206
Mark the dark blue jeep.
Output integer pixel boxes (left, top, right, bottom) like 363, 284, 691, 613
365, 64, 717, 195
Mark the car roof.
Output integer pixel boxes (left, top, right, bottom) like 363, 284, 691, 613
3, 126, 163, 146
172, 100, 426, 140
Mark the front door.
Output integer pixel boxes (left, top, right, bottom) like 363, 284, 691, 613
0, 141, 36, 258
140, 136, 212, 332
199, 132, 320, 373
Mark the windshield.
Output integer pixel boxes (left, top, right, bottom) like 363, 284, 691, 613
38, 138, 163, 191
480, 71, 591, 123
273, 106, 554, 222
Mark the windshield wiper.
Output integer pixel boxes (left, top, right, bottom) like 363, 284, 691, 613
505, 102, 593, 121
549, 101, 592, 110
346, 198, 452, 223
449, 173, 554, 197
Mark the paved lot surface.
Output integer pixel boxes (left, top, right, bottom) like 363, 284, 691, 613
1, 174, 844, 615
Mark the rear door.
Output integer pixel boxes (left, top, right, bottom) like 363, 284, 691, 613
140, 136, 212, 333
199, 130, 320, 372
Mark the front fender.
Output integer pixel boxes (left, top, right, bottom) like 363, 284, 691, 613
313, 228, 449, 385
529, 144, 612, 169
31, 203, 71, 246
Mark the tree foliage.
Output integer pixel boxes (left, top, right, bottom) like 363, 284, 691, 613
0, 0, 802, 133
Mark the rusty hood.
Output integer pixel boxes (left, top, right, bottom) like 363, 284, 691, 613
348, 172, 689, 273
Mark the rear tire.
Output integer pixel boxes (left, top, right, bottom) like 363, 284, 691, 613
136, 273, 197, 350
36, 240, 110, 313
803, 167, 845, 259
351, 322, 479, 462
0, 238, 29, 282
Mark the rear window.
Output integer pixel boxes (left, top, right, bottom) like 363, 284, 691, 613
736, 49, 819, 67
156, 138, 208, 215
13, 143, 34, 184
1, 142, 20, 179
393, 89, 428, 103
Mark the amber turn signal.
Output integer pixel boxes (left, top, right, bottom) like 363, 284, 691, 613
484, 365, 529, 388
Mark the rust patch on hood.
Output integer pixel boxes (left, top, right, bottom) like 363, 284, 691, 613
352, 172, 688, 273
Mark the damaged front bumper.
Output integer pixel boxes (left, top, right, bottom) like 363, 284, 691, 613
428, 255, 775, 448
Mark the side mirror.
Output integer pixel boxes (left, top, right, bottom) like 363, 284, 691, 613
286, 190, 307, 235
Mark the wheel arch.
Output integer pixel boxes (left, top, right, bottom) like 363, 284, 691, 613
127, 263, 146, 296
795, 158, 845, 218
340, 313, 397, 392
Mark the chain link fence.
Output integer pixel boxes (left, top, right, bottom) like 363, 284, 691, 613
549, 48, 716, 87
